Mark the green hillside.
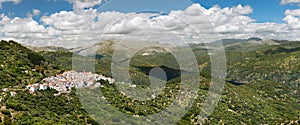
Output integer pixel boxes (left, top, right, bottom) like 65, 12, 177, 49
0, 40, 97, 124
0, 39, 299, 124
0, 40, 63, 88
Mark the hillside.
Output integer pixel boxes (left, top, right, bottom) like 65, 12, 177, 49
0, 40, 63, 88
0, 39, 299, 124
0, 40, 98, 124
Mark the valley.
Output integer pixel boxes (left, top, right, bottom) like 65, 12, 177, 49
0, 39, 299, 124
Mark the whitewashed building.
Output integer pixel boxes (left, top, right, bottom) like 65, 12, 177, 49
2, 88, 9, 92
29, 85, 39, 92
39, 84, 48, 90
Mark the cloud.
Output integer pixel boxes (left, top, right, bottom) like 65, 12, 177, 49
281, 0, 300, 29
68, 0, 107, 10
32, 9, 41, 16
0, 14, 60, 46
215, 24, 240, 33
283, 8, 300, 30
280, 0, 300, 5
0, 0, 21, 8
27, 9, 41, 17
1, 3, 300, 48
41, 10, 92, 30
108, 16, 148, 34
285, 9, 300, 17
1, 17, 45, 33
283, 14, 300, 29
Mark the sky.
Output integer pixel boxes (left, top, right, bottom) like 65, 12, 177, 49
0, 0, 298, 23
0, 0, 300, 47
192, 0, 300, 23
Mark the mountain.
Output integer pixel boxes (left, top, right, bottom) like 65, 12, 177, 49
71, 39, 300, 124
247, 37, 263, 41
0, 40, 98, 124
26, 45, 69, 52
221, 37, 258, 45
0, 39, 299, 124
0, 40, 62, 88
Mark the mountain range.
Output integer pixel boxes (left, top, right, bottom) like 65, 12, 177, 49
0, 38, 299, 124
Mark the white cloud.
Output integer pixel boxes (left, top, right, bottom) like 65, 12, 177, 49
283, 15, 300, 29
2, 17, 45, 33
283, 9, 300, 29
32, 9, 40, 16
281, 0, 300, 30
0, 0, 21, 8
68, 0, 107, 10
280, 0, 300, 5
215, 24, 240, 33
285, 9, 300, 16
1, 3, 300, 48
26, 9, 41, 17
232, 4, 253, 15
41, 9, 98, 30
0, 15, 59, 46
108, 16, 148, 34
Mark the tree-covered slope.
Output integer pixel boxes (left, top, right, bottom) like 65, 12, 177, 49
0, 40, 63, 88
0, 39, 299, 124
0, 40, 98, 124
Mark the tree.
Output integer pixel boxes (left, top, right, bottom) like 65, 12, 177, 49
27, 52, 45, 65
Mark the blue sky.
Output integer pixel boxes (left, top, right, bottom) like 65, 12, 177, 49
0, 0, 72, 21
192, 0, 299, 23
0, 0, 298, 23
1, 0, 299, 46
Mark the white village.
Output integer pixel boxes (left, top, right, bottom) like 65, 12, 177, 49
25, 70, 115, 96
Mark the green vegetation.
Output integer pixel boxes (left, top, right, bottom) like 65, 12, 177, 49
0, 40, 62, 88
0, 39, 299, 124
0, 40, 98, 124
2, 89, 97, 124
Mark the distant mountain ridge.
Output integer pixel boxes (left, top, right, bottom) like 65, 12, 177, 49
222, 37, 262, 43
26, 45, 69, 52
23, 37, 287, 54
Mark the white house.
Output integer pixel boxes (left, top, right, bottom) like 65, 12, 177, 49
29, 85, 39, 92
39, 84, 48, 90
54, 92, 61, 96
2, 88, 9, 92
10, 92, 17, 96
142, 52, 150, 56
